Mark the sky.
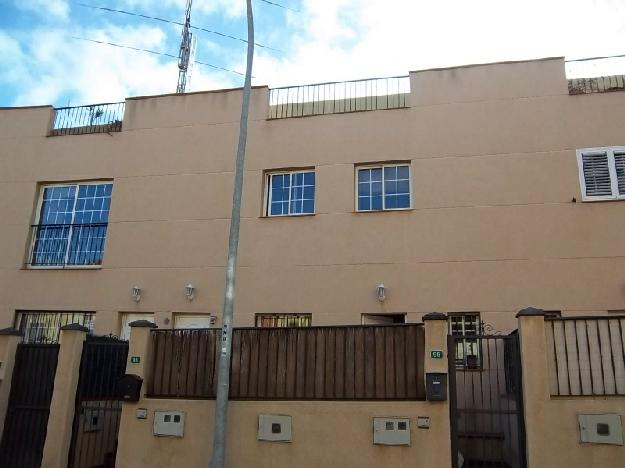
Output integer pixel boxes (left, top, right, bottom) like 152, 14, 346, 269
1, 0, 625, 107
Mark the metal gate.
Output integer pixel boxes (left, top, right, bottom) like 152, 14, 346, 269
68, 335, 128, 468
0, 343, 60, 468
448, 332, 527, 468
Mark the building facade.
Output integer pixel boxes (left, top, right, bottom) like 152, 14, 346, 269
1, 56, 625, 341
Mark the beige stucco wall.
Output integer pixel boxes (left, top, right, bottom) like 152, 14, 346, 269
519, 314, 625, 467
2, 57, 625, 334
117, 399, 449, 468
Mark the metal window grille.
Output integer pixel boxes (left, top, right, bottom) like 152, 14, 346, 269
255, 314, 312, 328
449, 314, 482, 369
16, 312, 95, 344
51, 102, 125, 136
28, 183, 112, 267
266, 171, 315, 216
268, 76, 410, 119
577, 147, 625, 200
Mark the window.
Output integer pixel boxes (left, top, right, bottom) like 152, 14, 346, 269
173, 314, 214, 329
266, 170, 315, 216
449, 313, 481, 369
120, 313, 154, 340
255, 313, 312, 327
29, 182, 113, 267
577, 147, 625, 201
361, 313, 406, 325
356, 163, 411, 211
16, 311, 94, 344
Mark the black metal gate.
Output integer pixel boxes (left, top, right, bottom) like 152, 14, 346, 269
0, 343, 60, 468
68, 335, 128, 468
448, 332, 527, 468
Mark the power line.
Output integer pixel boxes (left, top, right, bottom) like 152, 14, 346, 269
258, 0, 299, 12
71, 36, 248, 76
77, 2, 283, 53
566, 53, 625, 63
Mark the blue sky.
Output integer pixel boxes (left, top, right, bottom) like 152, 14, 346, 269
2, 0, 625, 107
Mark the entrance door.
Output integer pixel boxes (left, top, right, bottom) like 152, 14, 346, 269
448, 333, 527, 468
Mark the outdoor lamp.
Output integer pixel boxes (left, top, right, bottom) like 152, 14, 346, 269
131, 286, 141, 302
377, 283, 386, 302
184, 284, 195, 301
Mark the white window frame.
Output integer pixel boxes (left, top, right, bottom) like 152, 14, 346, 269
354, 163, 412, 212
576, 147, 625, 202
28, 181, 113, 269
264, 169, 316, 217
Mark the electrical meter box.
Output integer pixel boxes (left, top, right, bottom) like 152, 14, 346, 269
258, 414, 292, 442
373, 417, 411, 446
153, 410, 185, 438
116, 374, 143, 402
578, 414, 623, 445
426, 373, 447, 401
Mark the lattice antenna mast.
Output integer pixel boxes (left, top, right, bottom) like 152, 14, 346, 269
176, 0, 193, 93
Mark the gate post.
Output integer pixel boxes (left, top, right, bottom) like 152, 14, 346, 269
516, 307, 547, 468
0, 328, 21, 442
423, 312, 452, 468
41, 324, 88, 468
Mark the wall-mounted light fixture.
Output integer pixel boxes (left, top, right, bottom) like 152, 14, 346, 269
131, 286, 141, 302
184, 284, 195, 301
377, 283, 386, 302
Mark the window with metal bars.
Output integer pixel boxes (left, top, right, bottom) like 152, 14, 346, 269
265, 170, 315, 216
15, 311, 95, 344
255, 314, 312, 328
449, 313, 481, 369
28, 182, 113, 267
577, 147, 625, 201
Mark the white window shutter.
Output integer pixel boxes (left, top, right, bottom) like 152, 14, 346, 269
613, 151, 625, 196
581, 152, 613, 198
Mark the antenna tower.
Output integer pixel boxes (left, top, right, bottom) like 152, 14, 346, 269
176, 0, 193, 93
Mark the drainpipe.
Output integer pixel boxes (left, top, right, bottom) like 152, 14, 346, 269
209, 0, 254, 467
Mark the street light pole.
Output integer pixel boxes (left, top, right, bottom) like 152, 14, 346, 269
209, 0, 254, 467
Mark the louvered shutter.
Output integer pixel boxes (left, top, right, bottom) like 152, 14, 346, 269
581, 152, 613, 198
613, 151, 625, 196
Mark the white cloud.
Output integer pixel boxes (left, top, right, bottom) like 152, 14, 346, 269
7, 25, 235, 106
253, 0, 625, 86
14, 0, 69, 20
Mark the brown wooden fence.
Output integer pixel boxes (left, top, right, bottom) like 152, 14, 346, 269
147, 324, 425, 400
546, 316, 625, 396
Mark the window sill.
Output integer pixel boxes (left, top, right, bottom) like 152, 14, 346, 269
24, 265, 103, 270
260, 213, 317, 219
353, 208, 414, 214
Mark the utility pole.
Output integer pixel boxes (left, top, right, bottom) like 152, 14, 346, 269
209, 0, 254, 467
176, 0, 193, 93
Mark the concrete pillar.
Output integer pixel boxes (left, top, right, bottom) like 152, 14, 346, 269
422, 312, 452, 468
0, 327, 22, 442
41, 324, 88, 468
116, 320, 157, 468
125, 320, 157, 396
516, 307, 547, 468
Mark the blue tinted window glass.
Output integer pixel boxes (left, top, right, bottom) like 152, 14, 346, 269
271, 188, 285, 202
290, 200, 302, 214
371, 195, 383, 210
358, 182, 370, 197
293, 173, 303, 185
358, 169, 370, 183
385, 181, 397, 195
396, 194, 410, 208
358, 197, 370, 211
371, 182, 382, 196
384, 166, 397, 180
397, 165, 409, 180
272, 175, 283, 188
96, 184, 106, 196
304, 172, 315, 185
303, 186, 314, 200
86, 185, 96, 197
303, 200, 314, 213
79, 185, 88, 196
397, 180, 410, 195
371, 168, 382, 182
271, 202, 284, 216
385, 195, 397, 209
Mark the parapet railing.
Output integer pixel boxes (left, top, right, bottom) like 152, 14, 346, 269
148, 323, 425, 400
545, 315, 625, 396
268, 75, 410, 119
51, 102, 125, 135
